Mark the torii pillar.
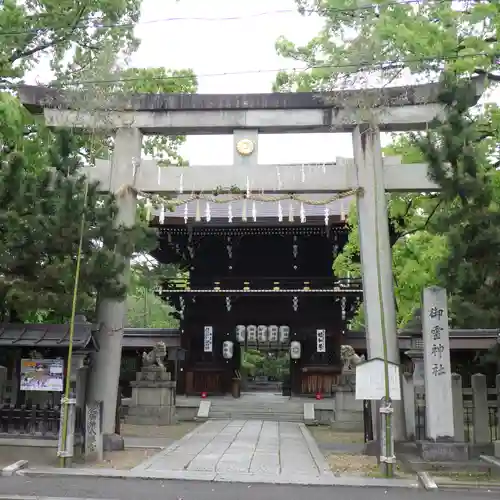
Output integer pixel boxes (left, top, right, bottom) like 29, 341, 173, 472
87, 127, 142, 450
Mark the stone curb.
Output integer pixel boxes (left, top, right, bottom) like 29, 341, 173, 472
130, 421, 208, 473
298, 423, 331, 475
15, 467, 420, 488
416, 471, 438, 490
433, 481, 500, 491
1, 460, 29, 477
0, 497, 109, 500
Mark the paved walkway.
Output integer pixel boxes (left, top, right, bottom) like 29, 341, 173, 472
132, 419, 333, 482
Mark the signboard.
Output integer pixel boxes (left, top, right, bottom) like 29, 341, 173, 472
203, 326, 213, 352
20, 358, 64, 392
355, 358, 401, 401
316, 329, 326, 353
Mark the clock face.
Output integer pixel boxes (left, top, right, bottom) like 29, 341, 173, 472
236, 139, 255, 156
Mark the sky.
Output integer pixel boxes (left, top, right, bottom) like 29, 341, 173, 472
133, 0, 355, 165
30, 0, 499, 166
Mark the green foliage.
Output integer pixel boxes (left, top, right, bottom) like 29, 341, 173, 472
241, 349, 290, 381
0, 0, 141, 85
274, 0, 500, 90
414, 78, 500, 328
333, 201, 448, 329
126, 261, 179, 328
277, 2, 500, 330
0, 130, 154, 321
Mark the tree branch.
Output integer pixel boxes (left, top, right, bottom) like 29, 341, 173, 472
9, 5, 88, 63
399, 199, 443, 240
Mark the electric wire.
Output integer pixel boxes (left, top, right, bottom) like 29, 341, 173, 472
9, 51, 495, 88
0, 0, 458, 37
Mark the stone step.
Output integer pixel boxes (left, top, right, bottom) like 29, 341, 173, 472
209, 413, 304, 422
210, 403, 303, 410
210, 408, 303, 414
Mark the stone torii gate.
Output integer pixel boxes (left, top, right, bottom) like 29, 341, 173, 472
19, 80, 484, 447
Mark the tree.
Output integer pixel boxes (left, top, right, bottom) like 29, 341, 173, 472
126, 261, 179, 328
274, 0, 500, 91
414, 78, 500, 328
0, 130, 154, 322
0, 0, 141, 87
274, 1, 500, 327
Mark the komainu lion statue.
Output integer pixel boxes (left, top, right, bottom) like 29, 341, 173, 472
340, 345, 365, 371
142, 341, 167, 369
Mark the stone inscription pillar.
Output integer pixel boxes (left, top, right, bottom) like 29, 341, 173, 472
422, 286, 454, 440
87, 127, 143, 449
352, 125, 403, 440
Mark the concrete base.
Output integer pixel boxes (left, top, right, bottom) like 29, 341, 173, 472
417, 441, 469, 462
103, 433, 124, 452
469, 442, 494, 459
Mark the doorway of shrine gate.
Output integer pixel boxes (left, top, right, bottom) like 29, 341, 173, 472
237, 324, 291, 393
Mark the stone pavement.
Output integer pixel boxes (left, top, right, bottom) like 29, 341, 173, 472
132, 419, 331, 480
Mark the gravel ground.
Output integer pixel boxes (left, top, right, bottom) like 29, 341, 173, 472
309, 427, 365, 446
77, 448, 160, 470
120, 422, 199, 439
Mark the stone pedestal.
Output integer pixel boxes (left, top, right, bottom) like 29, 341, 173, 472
334, 382, 364, 431
417, 440, 469, 462
125, 367, 177, 425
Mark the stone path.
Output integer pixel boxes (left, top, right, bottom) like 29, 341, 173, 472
132, 419, 333, 482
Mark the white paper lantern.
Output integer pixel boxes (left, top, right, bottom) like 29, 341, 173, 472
268, 325, 278, 342
279, 325, 290, 343
290, 341, 301, 360
235, 325, 246, 343
222, 341, 234, 359
257, 325, 268, 342
247, 325, 257, 342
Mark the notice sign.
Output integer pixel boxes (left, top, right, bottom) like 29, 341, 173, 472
20, 358, 64, 392
316, 329, 326, 353
204, 326, 213, 352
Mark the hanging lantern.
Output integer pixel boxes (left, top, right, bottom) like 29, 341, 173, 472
269, 325, 278, 342
222, 341, 234, 359
257, 325, 267, 342
236, 325, 246, 343
247, 325, 257, 343
279, 325, 290, 343
290, 341, 301, 360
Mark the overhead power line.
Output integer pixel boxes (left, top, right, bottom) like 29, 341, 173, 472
20, 51, 493, 88
0, 0, 456, 37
